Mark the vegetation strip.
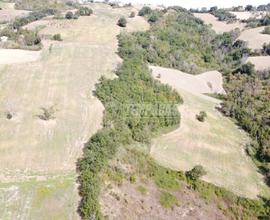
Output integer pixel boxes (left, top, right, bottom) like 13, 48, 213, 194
78, 6, 270, 219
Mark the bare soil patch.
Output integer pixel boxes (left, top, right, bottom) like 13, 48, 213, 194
246, 56, 270, 70
238, 26, 270, 50
0, 49, 41, 64
193, 13, 244, 34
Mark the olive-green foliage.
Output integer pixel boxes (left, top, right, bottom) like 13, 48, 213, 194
196, 111, 207, 122
0, 26, 41, 47
117, 17, 127, 27
186, 165, 207, 180
78, 31, 182, 219
118, 10, 249, 74
159, 191, 178, 208
113, 147, 270, 219
78, 7, 93, 16
138, 6, 152, 16
234, 62, 255, 75
221, 71, 270, 184
52, 34, 62, 41
12, 9, 57, 29
210, 9, 237, 23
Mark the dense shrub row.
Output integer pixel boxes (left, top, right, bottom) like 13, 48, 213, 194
210, 9, 237, 23
244, 15, 270, 28
78, 7, 269, 219
12, 9, 57, 29
78, 49, 182, 218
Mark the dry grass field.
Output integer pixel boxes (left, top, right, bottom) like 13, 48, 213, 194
0, 3, 148, 219
150, 66, 269, 198
247, 56, 270, 70
193, 13, 244, 34
0, 49, 41, 64
238, 26, 270, 50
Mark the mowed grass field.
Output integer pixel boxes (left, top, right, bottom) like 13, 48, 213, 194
150, 66, 269, 198
0, 3, 148, 219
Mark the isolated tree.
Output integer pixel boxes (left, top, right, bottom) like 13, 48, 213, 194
186, 165, 207, 181
52, 34, 62, 41
209, 6, 218, 12
117, 17, 127, 27
196, 111, 207, 122
65, 11, 74, 19
245, 5, 254, 11
138, 6, 152, 16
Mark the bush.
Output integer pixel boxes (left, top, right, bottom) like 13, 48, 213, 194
138, 6, 152, 16
52, 34, 62, 41
65, 11, 74, 19
263, 26, 270, 35
159, 192, 178, 208
148, 13, 158, 23
196, 111, 207, 122
130, 11, 135, 18
186, 165, 207, 181
235, 62, 255, 75
78, 7, 93, 16
20, 30, 41, 46
117, 17, 127, 27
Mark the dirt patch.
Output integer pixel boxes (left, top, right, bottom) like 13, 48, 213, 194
150, 66, 225, 96
100, 180, 227, 220
126, 15, 149, 32
150, 66, 268, 198
230, 11, 267, 20
238, 26, 270, 50
193, 13, 244, 34
246, 56, 270, 70
0, 49, 41, 65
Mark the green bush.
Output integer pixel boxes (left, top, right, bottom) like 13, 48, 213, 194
186, 165, 207, 180
65, 11, 74, 19
78, 7, 93, 16
117, 17, 127, 27
159, 192, 178, 208
138, 6, 152, 16
196, 111, 207, 122
52, 34, 62, 41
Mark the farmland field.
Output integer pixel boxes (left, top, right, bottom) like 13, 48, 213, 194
150, 66, 269, 198
0, 3, 145, 219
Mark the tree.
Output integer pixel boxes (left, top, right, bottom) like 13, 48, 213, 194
186, 165, 207, 181
117, 17, 127, 27
245, 5, 254, 11
196, 111, 207, 122
148, 13, 158, 23
210, 6, 218, 12
236, 62, 255, 75
37, 106, 56, 121
65, 11, 74, 19
138, 6, 152, 16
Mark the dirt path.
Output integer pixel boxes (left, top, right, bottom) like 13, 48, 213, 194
0, 3, 144, 219
150, 66, 269, 198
